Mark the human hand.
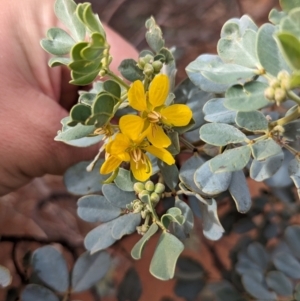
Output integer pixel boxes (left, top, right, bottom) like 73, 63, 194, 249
0, 0, 137, 195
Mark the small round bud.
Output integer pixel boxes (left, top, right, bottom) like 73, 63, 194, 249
99, 69, 107, 77
280, 78, 291, 90
134, 182, 145, 193
141, 224, 149, 233
143, 63, 154, 76
144, 54, 154, 64
274, 87, 287, 104
269, 79, 280, 88
152, 60, 163, 73
137, 57, 146, 69
277, 70, 290, 81
264, 87, 275, 101
138, 189, 150, 200
145, 181, 155, 192
154, 183, 165, 194
132, 199, 143, 213
150, 192, 160, 204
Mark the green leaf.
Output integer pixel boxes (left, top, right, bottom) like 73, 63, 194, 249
48, 57, 71, 67
218, 29, 258, 68
229, 170, 251, 213
266, 271, 293, 296
81, 33, 106, 60
290, 71, 300, 88
145, 17, 164, 52
114, 168, 136, 191
0, 266, 11, 288
55, 123, 96, 142
70, 70, 100, 85
166, 131, 180, 155
285, 225, 300, 259
186, 54, 230, 93
250, 152, 284, 181
69, 103, 91, 125
76, 3, 105, 35
102, 184, 135, 208
84, 220, 117, 253
247, 242, 269, 270
197, 198, 224, 240
224, 81, 269, 111
103, 80, 121, 98
203, 98, 236, 124
273, 252, 300, 278
41, 28, 75, 56
256, 23, 290, 76
118, 59, 145, 82
269, 8, 287, 25
71, 251, 110, 293
194, 161, 232, 195
111, 213, 141, 239
64, 160, 108, 195
282, 120, 300, 140
161, 208, 184, 229
77, 195, 121, 223
179, 154, 205, 195
159, 47, 174, 64
54, 0, 85, 41
236, 111, 268, 132
251, 139, 282, 160
149, 232, 184, 280
280, 8, 300, 38
131, 223, 159, 260
276, 32, 300, 70
209, 145, 251, 173
280, 0, 300, 12
289, 158, 300, 197
32, 246, 69, 293
200, 123, 247, 146
242, 270, 277, 300
21, 284, 59, 301
157, 160, 179, 190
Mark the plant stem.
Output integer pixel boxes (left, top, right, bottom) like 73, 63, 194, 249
179, 136, 196, 151
287, 90, 300, 105
269, 105, 300, 127
106, 70, 130, 90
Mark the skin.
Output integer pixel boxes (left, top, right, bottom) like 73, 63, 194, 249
0, 0, 137, 195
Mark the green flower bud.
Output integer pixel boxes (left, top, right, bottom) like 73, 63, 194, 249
145, 181, 155, 192
152, 60, 163, 73
280, 78, 291, 90
154, 183, 165, 194
137, 57, 146, 69
274, 87, 286, 104
277, 70, 290, 81
99, 69, 107, 77
144, 54, 154, 64
143, 63, 154, 76
138, 189, 150, 200
150, 192, 160, 204
264, 87, 275, 101
269, 79, 280, 88
134, 182, 145, 193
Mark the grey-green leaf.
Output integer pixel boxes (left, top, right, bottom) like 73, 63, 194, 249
157, 160, 179, 190
284, 225, 300, 259
114, 168, 136, 192
224, 81, 269, 111
21, 284, 59, 301
209, 145, 251, 173
54, 0, 85, 42
194, 161, 232, 195
118, 59, 144, 82
289, 158, 300, 196
280, 8, 300, 38
77, 195, 121, 223
131, 223, 159, 260
149, 232, 184, 280
0, 266, 11, 288
203, 98, 236, 124
235, 111, 268, 132
273, 252, 300, 279
111, 213, 141, 240
228, 170, 251, 213
256, 23, 290, 76
247, 242, 269, 270
64, 160, 108, 195
266, 271, 293, 296
71, 251, 111, 292
251, 139, 282, 161
55, 124, 96, 142
31, 246, 69, 293
269, 8, 287, 25
102, 184, 135, 208
200, 123, 247, 146
280, 0, 300, 12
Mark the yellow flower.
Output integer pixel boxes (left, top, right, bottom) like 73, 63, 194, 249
100, 115, 175, 181
127, 74, 193, 148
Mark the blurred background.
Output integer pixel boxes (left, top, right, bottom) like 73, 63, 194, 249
0, 1, 281, 301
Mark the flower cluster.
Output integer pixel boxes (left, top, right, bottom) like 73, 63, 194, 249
100, 74, 192, 181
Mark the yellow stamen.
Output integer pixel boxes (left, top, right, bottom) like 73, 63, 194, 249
147, 111, 161, 123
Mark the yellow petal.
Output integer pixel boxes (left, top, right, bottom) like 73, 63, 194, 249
128, 80, 148, 111
119, 115, 145, 141
106, 133, 130, 155
100, 155, 122, 174
130, 156, 152, 182
160, 104, 192, 126
146, 124, 171, 148
145, 145, 175, 165
149, 74, 169, 108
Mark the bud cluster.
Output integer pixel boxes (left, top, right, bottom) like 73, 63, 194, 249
133, 181, 165, 206
264, 71, 291, 105
137, 54, 163, 76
